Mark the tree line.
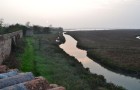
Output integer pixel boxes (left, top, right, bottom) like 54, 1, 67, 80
0, 19, 63, 35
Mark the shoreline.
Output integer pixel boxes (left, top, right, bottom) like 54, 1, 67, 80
66, 30, 140, 79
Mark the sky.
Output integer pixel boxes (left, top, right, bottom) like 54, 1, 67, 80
0, 0, 140, 29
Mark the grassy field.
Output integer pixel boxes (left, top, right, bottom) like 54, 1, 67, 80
67, 30, 140, 78
16, 31, 124, 90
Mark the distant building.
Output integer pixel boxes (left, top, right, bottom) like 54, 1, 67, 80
26, 29, 33, 36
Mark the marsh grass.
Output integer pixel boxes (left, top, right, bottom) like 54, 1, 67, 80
67, 30, 140, 77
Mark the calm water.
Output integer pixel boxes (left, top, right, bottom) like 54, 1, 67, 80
60, 33, 140, 90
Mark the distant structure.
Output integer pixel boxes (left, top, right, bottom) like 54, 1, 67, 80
25, 29, 33, 36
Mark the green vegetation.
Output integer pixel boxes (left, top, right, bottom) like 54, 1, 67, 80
1, 23, 125, 90
67, 30, 140, 77
0, 23, 28, 35
33, 25, 63, 34
17, 30, 124, 90
20, 37, 35, 72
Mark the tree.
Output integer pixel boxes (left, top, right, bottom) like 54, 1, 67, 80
43, 27, 50, 33
0, 19, 4, 34
25, 21, 30, 28
0, 18, 3, 27
33, 25, 41, 34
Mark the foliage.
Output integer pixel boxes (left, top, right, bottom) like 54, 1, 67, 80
0, 18, 4, 34
33, 25, 51, 34
0, 23, 28, 35
18, 37, 38, 75
33, 25, 41, 34
43, 27, 51, 33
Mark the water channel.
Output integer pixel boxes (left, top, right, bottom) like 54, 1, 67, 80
60, 33, 140, 90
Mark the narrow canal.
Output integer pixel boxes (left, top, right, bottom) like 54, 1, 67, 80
60, 33, 140, 90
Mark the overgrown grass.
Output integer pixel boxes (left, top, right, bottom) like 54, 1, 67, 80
20, 37, 35, 72
18, 32, 125, 90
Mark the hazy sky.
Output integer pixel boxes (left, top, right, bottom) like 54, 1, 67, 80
0, 0, 140, 29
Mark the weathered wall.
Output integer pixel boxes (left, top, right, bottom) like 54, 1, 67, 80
0, 30, 23, 64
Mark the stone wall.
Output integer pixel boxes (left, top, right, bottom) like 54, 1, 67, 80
0, 30, 23, 64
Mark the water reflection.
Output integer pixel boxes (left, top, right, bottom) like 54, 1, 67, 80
136, 36, 140, 39
60, 33, 140, 90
